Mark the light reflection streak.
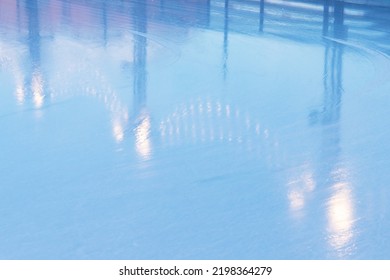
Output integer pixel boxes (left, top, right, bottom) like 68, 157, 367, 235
207, 101, 212, 114
216, 102, 222, 116
32, 71, 44, 108
288, 190, 305, 211
327, 181, 355, 250
112, 119, 125, 143
135, 114, 152, 160
226, 105, 230, 118
1, 46, 28, 106
287, 168, 316, 215
158, 99, 276, 160
160, 123, 166, 143
16, 84, 25, 105
255, 124, 260, 135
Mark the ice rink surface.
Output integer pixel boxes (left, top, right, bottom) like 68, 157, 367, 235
0, 0, 390, 259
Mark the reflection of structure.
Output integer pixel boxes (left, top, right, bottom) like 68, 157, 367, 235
158, 98, 281, 167
2, 0, 390, 113
259, 0, 264, 32
160, 99, 270, 141
322, 1, 355, 255
309, 0, 347, 125
209, 0, 390, 54
27, 0, 45, 109
132, 0, 152, 160
0, 0, 385, 218
223, 0, 229, 80
21, 0, 46, 109
1, 0, 388, 257
1, 0, 390, 49
132, 0, 147, 114
287, 1, 356, 256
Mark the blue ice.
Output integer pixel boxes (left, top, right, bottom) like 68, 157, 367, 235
0, 0, 390, 259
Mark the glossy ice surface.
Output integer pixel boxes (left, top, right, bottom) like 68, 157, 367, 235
1, 0, 390, 259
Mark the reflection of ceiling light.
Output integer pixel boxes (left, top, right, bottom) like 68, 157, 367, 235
135, 114, 152, 160
207, 102, 212, 114
327, 182, 355, 250
113, 120, 124, 143
288, 190, 305, 211
217, 102, 222, 116
16, 85, 25, 105
225, 105, 230, 117
160, 99, 271, 146
32, 72, 44, 109
287, 165, 316, 216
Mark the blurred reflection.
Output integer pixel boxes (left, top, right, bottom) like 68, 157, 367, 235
61, 0, 71, 25
135, 114, 152, 159
207, 0, 211, 27
158, 98, 277, 158
16, 0, 22, 31
31, 71, 44, 108
132, 0, 152, 160
322, 0, 330, 36
102, 1, 108, 46
321, 1, 355, 255
322, 0, 347, 125
259, 0, 265, 32
327, 179, 355, 251
133, 1, 147, 112
22, 0, 46, 110
1, 0, 390, 260
113, 119, 125, 142
287, 165, 316, 217
286, 0, 356, 256
27, 0, 40, 68
223, 0, 229, 80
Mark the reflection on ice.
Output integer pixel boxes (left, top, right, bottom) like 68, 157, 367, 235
287, 166, 316, 215
32, 71, 44, 109
159, 99, 272, 154
112, 119, 125, 143
0, 0, 390, 259
135, 112, 152, 160
327, 181, 355, 253
15, 84, 25, 105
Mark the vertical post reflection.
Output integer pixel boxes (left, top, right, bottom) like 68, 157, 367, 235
16, 0, 22, 32
61, 0, 71, 25
297, 0, 355, 257
207, 0, 211, 27
259, 0, 265, 32
25, 0, 45, 110
132, 0, 152, 160
322, 1, 355, 255
27, 0, 40, 67
223, 0, 229, 80
322, 0, 347, 125
133, 1, 147, 114
102, 0, 108, 46
322, 0, 330, 36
